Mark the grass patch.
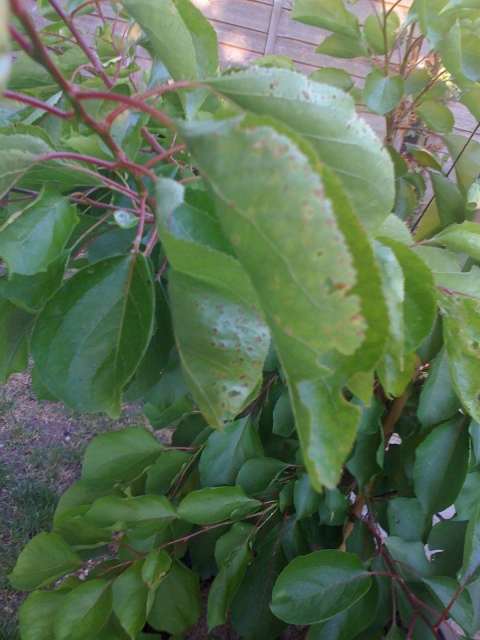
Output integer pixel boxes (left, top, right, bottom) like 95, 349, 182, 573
0, 372, 148, 640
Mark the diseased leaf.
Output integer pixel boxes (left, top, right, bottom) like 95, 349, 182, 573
270, 550, 372, 625
9, 532, 82, 591
179, 113, 384, 488
207, 69, 394, 237
31, 254, 155, 416
156, 183, 269, 428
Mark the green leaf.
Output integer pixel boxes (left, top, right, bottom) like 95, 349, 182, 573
441, 0, 480, 11
207, 69, 394, 237
415, 101, 454, 133
407, 0, 455, 49
363, 11, 400, 54
119, 0, 217, 80
145, 450, 192, 495
443, 134, 480, 195
428, 520, 468, 577
0, 187, 78, 275
19, 591, 65, 640
0, 296, 33, 383
460, 86, 480, 121
425, 577, 474, 633
236, 458, 289, 497
405, 68, 431, 95
460, 504, 480, 581
199, 418, 264, 487
31, 254, 155, 416
387, 498, 429, 542
207, 522, 255, 630
384, 537, 432, 580
431, 172, 465, 228
84, 495, 177, 538
441, 294, 480, 422
146, 561, 201, 634
294, 474, 322, 519
112, 560, 149, 638
307, 577, 378, 640
456, 472, 480, 520
231, 535, 288, 640
413, 416, 469, 514
81, 427, 163, 491
318, 487, 349, 526
379, 238, 437, 354
141, 549, 172, 589
179, 113, 387, 489
54, 579, 112, 640
270, 550, 372, 624
364, 69, 405, 115
272, 388, 295, 437
440, 21, 480, 83
308, 67, 354, 91
0, 133, 102, 198
177, 486, 261, 525
9, 532, 81, 591
417, 346, 461, 428
0, 253, 67, 313
433, 221, 480, 260
291, 0, 360, 37
316, 33, 370, 58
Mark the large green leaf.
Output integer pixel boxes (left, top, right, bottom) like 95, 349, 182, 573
146, 561, 201, 634
31, 254, 155, 416
81, 427, 163, 491
363, 69, 405, 115
413, 416, 469, 514
54, 579, 112, 640
425, 577, 474, 634
199, 417, 264, 487
9, 532, 82, 591
443, 135, 480, 195
441, 294, 480, 422
291, 0, 360, 38
0, 188, 78, 275
19, 591, 65, 640
179, 114, 383, 488
119, 0, 217, 80
363, 11, 400, 54
270, 550, 372, 625
156, 183, 269, 428
207, 69, 394, 237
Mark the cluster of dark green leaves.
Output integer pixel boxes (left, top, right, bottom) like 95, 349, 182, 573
2, 0, 480, 638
